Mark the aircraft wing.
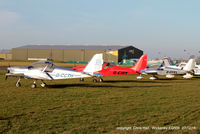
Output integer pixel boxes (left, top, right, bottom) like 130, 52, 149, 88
5, 73, 24, 77
141, 68, 158, 75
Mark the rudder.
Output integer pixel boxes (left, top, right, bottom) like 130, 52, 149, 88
83, 53, 103, 75
131, 54, 147, 73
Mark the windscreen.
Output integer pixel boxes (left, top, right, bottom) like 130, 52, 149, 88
28, 61, 55, 72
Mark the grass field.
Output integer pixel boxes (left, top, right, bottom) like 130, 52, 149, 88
0, 62, 200, 134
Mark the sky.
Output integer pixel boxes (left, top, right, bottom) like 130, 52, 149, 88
0, 0, 200, 59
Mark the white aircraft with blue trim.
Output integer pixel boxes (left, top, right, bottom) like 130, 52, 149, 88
160, 57, 200, 76
5, 53, 103, 88
141, 58, 196, 79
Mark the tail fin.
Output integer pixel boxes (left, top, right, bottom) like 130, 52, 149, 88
183, 59, 195, 72
131, 54, 147, 73
83, 53, 103, 75
163, 57, 171, 67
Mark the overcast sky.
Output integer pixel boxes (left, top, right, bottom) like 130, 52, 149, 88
0, 0, 200, 59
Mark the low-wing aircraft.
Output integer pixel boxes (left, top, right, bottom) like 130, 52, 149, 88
73, 54, 147, 82
163, 57, 200, 76
5, 53, 103, 88
141, 58, 195, 80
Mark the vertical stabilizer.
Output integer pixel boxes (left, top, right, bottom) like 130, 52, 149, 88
83, 53, 103, 75
163, 57, 171, 67
183, 59, 195, 72
131, 54, 147, 73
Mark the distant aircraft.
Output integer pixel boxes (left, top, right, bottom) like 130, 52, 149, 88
141, 58, 196, 79
162, 57, 200, 76
5, 54, 103, 88
73, 54, 147, 82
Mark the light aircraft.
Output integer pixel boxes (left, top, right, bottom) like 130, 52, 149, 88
163, 57, 200, 76
5, 53, 103, 88
73, 54, 147, 82
141, 58, 195, 80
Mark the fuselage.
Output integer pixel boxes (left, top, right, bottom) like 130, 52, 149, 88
97, 65, 138, 76
73, 63, 139, 77
7, 66, 90, 80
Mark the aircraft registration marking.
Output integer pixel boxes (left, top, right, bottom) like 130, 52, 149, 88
166, 71, 177, 74
56, 73, 74, 78
113, 71, 128, 75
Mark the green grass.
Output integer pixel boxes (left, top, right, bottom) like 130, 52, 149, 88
0, 70, 200, 134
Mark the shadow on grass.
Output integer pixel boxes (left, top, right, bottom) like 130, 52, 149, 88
46, 83, 172, 89
103, 79, 185, 83
191, 77, 200, 79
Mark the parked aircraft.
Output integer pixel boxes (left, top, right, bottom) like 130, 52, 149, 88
73, 54, 147, 82
5, 54, 103, 88
141, 58, 195, 79
163, 57, 200, 76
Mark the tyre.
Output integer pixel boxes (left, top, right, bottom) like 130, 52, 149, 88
93, 79, 97, 83
99, 78, 103, 82
16, 82, 21, 87
40, 83, 46, 88
30, 84, 37, 88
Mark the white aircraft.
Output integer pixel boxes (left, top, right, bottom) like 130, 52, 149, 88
141, 58, 195, 79
163, 57, 200, 76
5, 53, 103, 88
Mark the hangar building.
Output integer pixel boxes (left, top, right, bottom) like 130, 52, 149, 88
12, 45, 143, 63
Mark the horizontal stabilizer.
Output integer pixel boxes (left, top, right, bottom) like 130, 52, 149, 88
163, 57, 171, 67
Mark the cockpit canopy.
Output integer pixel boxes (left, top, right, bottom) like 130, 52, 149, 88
103, 62, 115, 69
28, 60, 56, 72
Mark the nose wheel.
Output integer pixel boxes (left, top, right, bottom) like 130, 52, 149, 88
16, 82, 21, 87
16, 78, 21, 87
30, 81, 37, 88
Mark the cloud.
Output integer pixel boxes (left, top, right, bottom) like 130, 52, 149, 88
0, 10, 20, 27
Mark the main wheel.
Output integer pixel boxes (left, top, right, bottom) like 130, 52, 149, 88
137, 75, 144, 80
99, 78, 103, 82
30, 84, 37, 88
93, 79, 97, 83
149, 76, 157, 80
40, 83, 46, 88
16, 82, 21, 87
80, 78, 84, 81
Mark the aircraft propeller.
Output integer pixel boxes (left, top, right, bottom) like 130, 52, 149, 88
5, 65, 10, 80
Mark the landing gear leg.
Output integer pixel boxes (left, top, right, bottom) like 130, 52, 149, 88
16, 78, 21, 87
30, 80, 37, 88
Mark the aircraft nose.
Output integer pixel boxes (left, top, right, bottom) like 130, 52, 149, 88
7, 67, 11, 70
7, 67, 11, 73
7, 67, 14, 72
